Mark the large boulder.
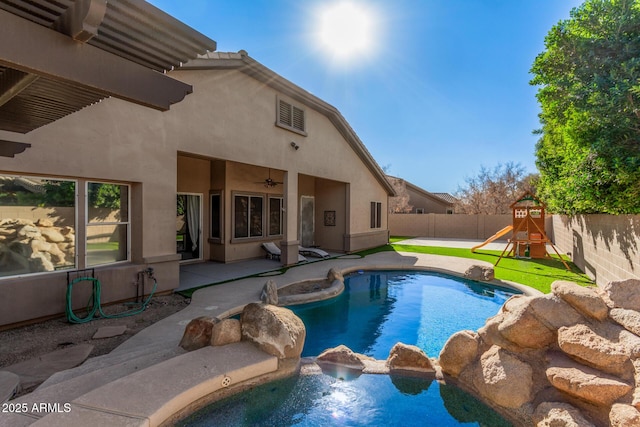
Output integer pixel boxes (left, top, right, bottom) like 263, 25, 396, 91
610, 404, 640, 427
472, 345, 533, 408
211, 318, 241, 346
317, 345, 365, 370
497, 296, 555, 349
603, 279, 640, 310
386, 343, 434, 375
241, 303, 305, 359
552, 280, 609, 321
557, 324, 631, 377
439, 330, 479, 377
529, 293, 585, 330
179, 316, 216, 351
546, 353, 632, 406
533, 402, 596, 427
610, 308, 640, 337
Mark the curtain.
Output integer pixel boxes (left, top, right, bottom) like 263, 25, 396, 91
186, 195, 200, 251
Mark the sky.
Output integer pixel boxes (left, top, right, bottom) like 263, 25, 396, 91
148, 0, 584, 194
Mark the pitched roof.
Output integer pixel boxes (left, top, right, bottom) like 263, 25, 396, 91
386, 175, 456, 206
182, 51, 395, 196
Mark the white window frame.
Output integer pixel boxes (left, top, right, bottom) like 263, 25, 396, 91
85, 181, 131, 267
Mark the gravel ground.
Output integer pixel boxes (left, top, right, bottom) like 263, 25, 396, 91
0, 294, 190, 370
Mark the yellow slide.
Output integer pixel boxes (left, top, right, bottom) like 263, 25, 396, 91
471, 225, 513, 253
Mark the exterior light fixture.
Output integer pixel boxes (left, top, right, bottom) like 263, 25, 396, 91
290, 142, 299, 150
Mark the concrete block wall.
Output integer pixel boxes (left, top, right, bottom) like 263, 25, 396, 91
549, 214, 640, 287
389, 214, 511, 240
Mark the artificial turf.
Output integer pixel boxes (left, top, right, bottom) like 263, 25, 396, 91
358, 240, 593, 294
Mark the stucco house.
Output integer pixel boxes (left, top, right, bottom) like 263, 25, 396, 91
0, 6, 393, 327
387, 175, 456, 214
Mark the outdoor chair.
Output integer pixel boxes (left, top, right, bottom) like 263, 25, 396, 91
261, 242, 307, 262
299, 246, 330, 258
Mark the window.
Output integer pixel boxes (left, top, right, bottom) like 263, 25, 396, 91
268, 196, 283, 236
234, 194, 263, 239
276, 97, 307, 135
0, 175, 76, 277
370, 201, 382, 229
416, 208, 424, 214
86, 182, 129, 266
210, 192, 222, 240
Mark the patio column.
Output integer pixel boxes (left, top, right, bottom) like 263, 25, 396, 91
281, 170, 299, 266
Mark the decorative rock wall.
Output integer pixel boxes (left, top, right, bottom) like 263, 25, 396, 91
439, 278, 640, 427
0, 218, 75, 273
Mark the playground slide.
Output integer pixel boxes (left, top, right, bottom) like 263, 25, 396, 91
471, 225, 513, 253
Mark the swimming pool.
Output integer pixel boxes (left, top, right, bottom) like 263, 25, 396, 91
179, 270, 519, 426
293, 270, 519, 358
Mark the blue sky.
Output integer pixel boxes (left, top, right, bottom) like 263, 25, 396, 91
149, 0, 583, 194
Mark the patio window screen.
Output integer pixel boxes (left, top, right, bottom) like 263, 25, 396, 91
234, 194, 263, 239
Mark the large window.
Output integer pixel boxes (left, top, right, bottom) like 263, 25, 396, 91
234, 194, 263, 239
87, 182, 129, 266
0, 175, 76, 277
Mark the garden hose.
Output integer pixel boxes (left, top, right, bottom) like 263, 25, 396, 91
65, 269, 157, 324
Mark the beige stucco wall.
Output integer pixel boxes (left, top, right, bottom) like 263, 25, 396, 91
0, 66, 389, 325
549, 214, 640, 286
406, 187, 452, 214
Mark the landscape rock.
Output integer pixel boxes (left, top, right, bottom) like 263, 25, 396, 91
603, 279, 640, 310
211, 318, 241, 346
529, 293, 584, 330
260, 279, 278, 305
179, 316, 216, 351
472, 345, 533, 408
241, 303, 305, 359
464, 265, 494, 281
327, 268, 343, 283
552, 280, 608, 321
557, 324, 631, 376
609, 403, 640, 427
316, 344, 365, 370
610, 308, 640, 337
386, 342, 435, 375
546, 354, 632, 406
533, 401, 596, 427
439, 330, 479, 377
497, 296, 555, 349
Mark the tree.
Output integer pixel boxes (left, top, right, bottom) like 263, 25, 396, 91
454, 162, 537, 214
530, 0, 640, 214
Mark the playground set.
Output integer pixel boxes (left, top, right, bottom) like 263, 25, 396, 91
471, 191, 570, 270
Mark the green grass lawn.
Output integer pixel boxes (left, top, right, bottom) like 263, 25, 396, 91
359, 239, 593, 294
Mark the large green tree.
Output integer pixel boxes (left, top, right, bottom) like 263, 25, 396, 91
531, 0, 640, 214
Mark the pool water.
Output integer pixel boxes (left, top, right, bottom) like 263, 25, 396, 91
293, 270, 519, 358
179, 271, 520, 427
180, 371, 513, 427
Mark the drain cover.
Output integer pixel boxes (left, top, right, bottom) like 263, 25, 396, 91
221, 376, 232, 387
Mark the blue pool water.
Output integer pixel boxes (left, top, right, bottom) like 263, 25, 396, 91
293, 270, 519, 358
179, 271, 520, 426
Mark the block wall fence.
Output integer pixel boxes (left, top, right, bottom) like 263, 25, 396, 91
389, 213, 640, 287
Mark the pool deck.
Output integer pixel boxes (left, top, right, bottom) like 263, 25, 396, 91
1, 240, 542, 427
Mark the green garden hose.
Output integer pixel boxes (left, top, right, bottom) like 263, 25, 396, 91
65, 270, 157, 324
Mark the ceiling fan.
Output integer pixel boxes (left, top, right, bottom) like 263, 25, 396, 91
256, 169, 283, 188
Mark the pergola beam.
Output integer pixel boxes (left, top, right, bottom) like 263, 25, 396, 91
0, 8, 193, 111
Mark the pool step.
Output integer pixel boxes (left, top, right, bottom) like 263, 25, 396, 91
32, 342, 278, 426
